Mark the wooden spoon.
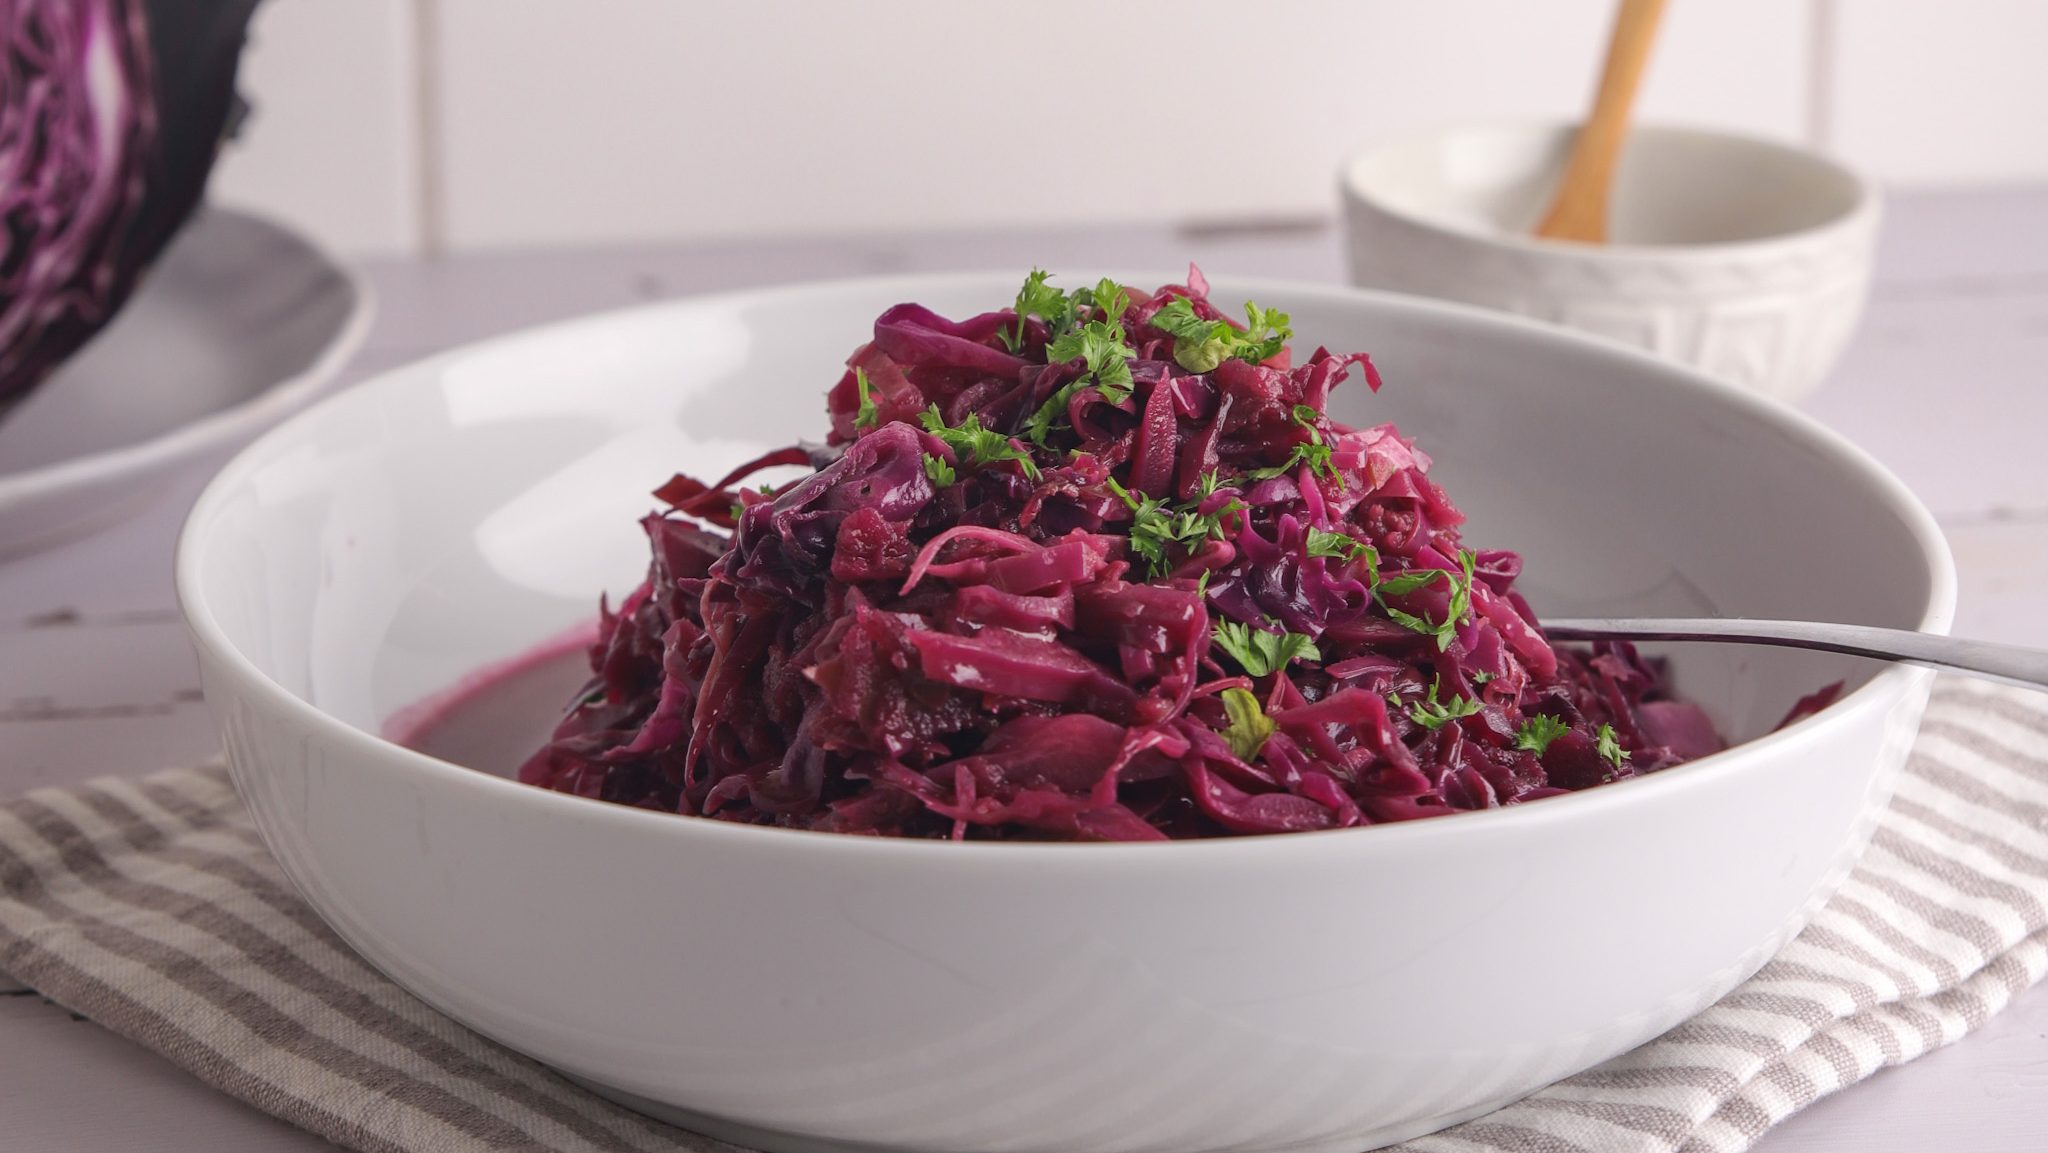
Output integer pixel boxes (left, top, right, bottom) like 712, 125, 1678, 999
1534, 0, 1670, 243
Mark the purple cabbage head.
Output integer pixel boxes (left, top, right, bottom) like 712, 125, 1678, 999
1, 0, 258, 420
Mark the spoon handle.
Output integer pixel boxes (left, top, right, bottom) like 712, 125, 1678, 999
1542, 618, 2048, 693
1534, 0, 1670, 242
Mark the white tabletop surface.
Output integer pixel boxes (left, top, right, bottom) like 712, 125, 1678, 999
2, 187, 2045, 1151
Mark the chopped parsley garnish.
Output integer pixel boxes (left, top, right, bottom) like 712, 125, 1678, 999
1025, 286, 1138, 444
1000, 268, 1078, 352
1512, 714, 1570, 755
1408, 682, 1483, 731
1080, 277, 1131, 327
1596, 723, 1632, 770
1219, 687, 1276, 761
1024, 382, 1086, 445
1375, 549, 1478, 651
1213, 619, 1321, 678
1149, 296, 1292, 373
922, 454, 956, 487
1239, 302, 1292, 362
1243, 403, 1334, 481
1305, 528, 1371, 562
1046, 318, 1135, 402
1107, 478, 1243, 579
852, 367, 879, 429
1374, 569, 1443, 596
919, 406, 1041, 480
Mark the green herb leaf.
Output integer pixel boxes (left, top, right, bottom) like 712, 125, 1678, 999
1444, 548, 1478, 644
1019, 277, 1144, 441
1149, 295, 1292, 374
1047, 319, 1135, 404
1374, 549, 1477, 651
1015, 269, 1068, 322
1238, 302, 1292, 363
1239, 444, 1327, 482
852, 367, 879, 429
1242, 413, 1335, 481
919, 405, 1041, 480
1292, 440, 1334, 479
1512, 714, 1570, 755
1108, 478, 1242, 579
1150, 296, 1232, 373
1148, 297, 1210, 341
922, 454, 956, 487
1374, 569, 1446, 596
1086, 278, 1131, 326
1305, 528, 1371, 562
1408, 682, 1483, 731
1596, 723, 1632, 770
1023, 379, 1087, 445
1213, 619, 1321, 677
1381, 604, 1440, 638
1219, 687, 1277, 761
1003, 268, 1075, 351
1030, 315, 1136, 443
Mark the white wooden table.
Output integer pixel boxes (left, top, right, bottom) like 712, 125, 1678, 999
3, 188, 2045, 1151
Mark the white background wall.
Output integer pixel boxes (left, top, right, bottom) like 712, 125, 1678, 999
205, 0, 2048, 257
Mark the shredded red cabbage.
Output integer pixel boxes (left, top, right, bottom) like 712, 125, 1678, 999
517, 270, 1733, 840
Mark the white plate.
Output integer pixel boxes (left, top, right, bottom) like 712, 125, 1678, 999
0, 207, 372, 559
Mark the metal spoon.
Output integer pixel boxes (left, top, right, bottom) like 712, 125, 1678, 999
1542, 618, 2048, 693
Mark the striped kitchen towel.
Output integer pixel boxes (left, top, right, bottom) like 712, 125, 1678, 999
1, 678, 2044, 1153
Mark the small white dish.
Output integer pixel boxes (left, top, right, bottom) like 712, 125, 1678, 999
178, 274, 1950, 1153
1340, 123, 1881, 402
0, 206, 372, 559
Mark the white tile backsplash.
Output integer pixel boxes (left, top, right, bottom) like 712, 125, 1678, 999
206, 0, 421, 255
206, 0, 2047, 255
426, 0, 1808, 250
1826, 0, 2048, 187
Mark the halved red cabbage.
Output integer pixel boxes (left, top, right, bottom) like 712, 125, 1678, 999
1, 0, 258, 419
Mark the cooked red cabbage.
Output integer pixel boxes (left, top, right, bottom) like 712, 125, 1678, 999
518, 270, 1730, 840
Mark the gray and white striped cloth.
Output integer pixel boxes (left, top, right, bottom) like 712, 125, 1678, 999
2, 678, 2044, 1153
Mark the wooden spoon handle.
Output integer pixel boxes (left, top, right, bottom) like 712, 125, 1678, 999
1535, 0, 1669, 243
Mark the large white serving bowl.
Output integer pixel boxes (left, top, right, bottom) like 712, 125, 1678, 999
177, 274, 1952, 1153
1341, 124, 1880, 403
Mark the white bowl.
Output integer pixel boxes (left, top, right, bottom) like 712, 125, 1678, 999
177, 274, 1951, 1153
1340, 124, 1881, 402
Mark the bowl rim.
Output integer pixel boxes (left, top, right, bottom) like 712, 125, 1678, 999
1338, 120, 1883, 263
176, 269, 1956, 861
